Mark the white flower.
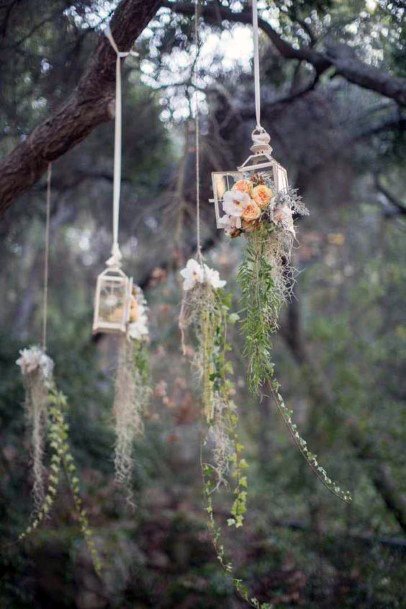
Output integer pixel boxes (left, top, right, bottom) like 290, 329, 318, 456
272, 205, 295, 236
180, 258, 204, 291
218, 214, 239, 234
128, 287, 149, 341
128, 313, 149, 341
16, 346, 54, 379
218, 214, 233, 229
203, 265, 226, 289
222, 190, 250, 228
180, 258, 226, 291
218, 214, 243, 235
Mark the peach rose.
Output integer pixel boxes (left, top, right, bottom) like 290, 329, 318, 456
252, 184, 273, 209
242, 200, 261, 222
233, 179, 253, 195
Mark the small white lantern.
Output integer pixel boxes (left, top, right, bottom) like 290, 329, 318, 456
211, 127, 288, 228
93, 266, 133, 334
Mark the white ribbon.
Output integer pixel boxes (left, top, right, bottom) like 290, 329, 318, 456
104, 25, 138, 267
250, 0, 272, 152
252, 0, 261, 129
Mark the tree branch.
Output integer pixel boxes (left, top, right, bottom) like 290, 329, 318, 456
0, 0, 162, 217
164, 1, 406, 105
375, 176, 406, 217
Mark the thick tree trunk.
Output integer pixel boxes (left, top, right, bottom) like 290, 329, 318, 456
0, 0, 162, 217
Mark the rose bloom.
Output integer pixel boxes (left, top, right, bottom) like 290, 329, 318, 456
252, 184, 273, 209
232, 179, 253, 195
242, 200, 261, 222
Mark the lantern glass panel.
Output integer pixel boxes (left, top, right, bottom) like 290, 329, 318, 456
211, 171, 242, 227
99, 279, 126, 323
93, 270, 132, 334
239, 156, 288, 194
238, 153, 273, 173
272, 161, 288, 193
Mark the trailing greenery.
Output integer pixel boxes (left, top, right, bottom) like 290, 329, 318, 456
237, 224, 283, 394
113, 336, 150, 502
270, 379, 352, 503
237, 222, 351, 503
23, 371, 48, 509
181, 276, 267, 601
202, 292, 248, 526
19, 385, 102, 576
180, 282, 230, 422
202, 464, 271, 609
182, 282, 270, 607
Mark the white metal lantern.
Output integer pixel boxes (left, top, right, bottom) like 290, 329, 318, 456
211, 171, 243, 227
93, 265, 133, 334
211, 128, 289, 228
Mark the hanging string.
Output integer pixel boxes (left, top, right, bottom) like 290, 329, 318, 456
104, 26, 138, 267
42, 163, 52, 351
252, 0, 261, 129
194, 0, 203, 263
250, 0, 272, 151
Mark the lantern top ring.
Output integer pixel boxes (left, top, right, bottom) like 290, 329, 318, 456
251, 126, 272, 154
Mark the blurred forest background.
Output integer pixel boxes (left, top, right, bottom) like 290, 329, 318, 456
0, 1, 405, 608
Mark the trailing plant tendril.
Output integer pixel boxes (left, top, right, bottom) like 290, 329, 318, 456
113, 335, 150, 507
201, 451, 271, 609
237, 199, 351, 503
268, 381, 352, 503
18, 384, 102, 576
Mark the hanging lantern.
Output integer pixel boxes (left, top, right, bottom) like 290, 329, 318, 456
211, 128, 288, 229
93, 263, 133, 334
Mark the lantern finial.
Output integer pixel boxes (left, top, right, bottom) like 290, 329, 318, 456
250, 126, 272, 155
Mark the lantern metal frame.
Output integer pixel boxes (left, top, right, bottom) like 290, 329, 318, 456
92, 265, 133, 335
210, 128, 289, 229
211, 171, 243, 227
238, 154, 288, 193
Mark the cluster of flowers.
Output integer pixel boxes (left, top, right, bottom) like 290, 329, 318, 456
219, 174, 295, 238
128, 286, 149, 341
16, 346, 54, 380
180, 259, 226, 292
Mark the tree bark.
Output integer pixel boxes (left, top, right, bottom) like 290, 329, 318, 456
0, 0, 162, 217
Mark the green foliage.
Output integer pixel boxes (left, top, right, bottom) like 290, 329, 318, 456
203, 465, 271, 609
20, 384, 102, 576
270, 378, 352, 503
113, 337, 151, 499
237, 224, 282, 394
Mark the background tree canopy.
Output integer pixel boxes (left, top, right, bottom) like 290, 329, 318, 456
0, 1, 405, 608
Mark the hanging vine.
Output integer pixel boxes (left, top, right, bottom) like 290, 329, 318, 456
17, 347, 102, 576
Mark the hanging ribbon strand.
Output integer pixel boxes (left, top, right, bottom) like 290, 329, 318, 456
193, 0, 203, 263
42, 163, 52, 351
250, 0, 272, 150
252, 0, 261, 129
104, 26, 138, 267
